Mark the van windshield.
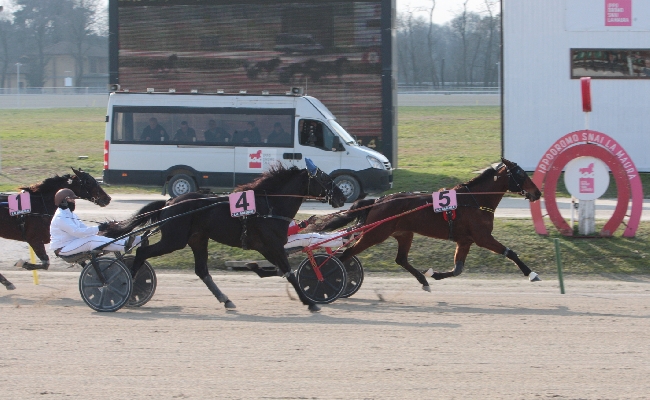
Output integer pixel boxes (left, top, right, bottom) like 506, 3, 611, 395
329, 120, 357, 146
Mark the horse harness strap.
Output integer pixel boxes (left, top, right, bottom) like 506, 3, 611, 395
442, 209, 456, 241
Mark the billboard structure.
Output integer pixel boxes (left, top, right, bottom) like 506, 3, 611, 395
502, 0, 650, 172
109, 0, 397, 164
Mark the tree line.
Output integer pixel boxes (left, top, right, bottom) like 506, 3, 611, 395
0, 0, 500, 90
397, 0, 501, 87
0, 0, 105, 88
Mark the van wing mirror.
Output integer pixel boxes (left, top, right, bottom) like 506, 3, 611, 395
331, 136, 343, 152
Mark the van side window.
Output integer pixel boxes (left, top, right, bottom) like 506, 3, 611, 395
111, 108, 293, 147
299, 119, 335, 151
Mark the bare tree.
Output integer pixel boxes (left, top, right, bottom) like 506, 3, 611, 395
65, 0, 101, 86
426, 0, 439, 86
481, 0, 499, 86
13, 0, 66, 87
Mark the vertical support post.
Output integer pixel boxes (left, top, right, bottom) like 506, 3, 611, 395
578, 199, 596, 235
29, 246, 39, 285
553, 238, 565, 294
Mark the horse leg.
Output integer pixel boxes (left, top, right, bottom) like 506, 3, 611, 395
0, 273, 15, 290
392, 232, 431, 292
18, 242, 50, 270
257, 247, 321, 312
474, 235, 541, 281
426, 241, 473, 280
188, 235, 236, 309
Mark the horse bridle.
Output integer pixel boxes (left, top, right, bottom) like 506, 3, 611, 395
307, 168, 338, 205
501, 162, 529, 196
72, 174, 103, 205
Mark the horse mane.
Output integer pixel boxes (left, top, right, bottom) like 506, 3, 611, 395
19, 174, 73, 194
451, 167, 497, 190
235, 164, 303, 193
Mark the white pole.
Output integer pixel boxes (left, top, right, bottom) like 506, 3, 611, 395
16, 62, 22, 108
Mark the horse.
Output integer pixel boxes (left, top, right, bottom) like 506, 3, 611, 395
0, 168, 111, 290
105, 163, 346, 312
316, 158, 543, 292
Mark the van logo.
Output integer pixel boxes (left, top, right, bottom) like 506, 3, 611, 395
249, 149, 263, 169
247, 149, 278, 171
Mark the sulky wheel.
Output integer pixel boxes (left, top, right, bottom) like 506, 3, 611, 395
296, 253, 347, 304
338, 255, 364, 298
121, 255, 157, 308
78, 257, 133, 312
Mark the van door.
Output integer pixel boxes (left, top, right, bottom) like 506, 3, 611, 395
293, 118, 342, 173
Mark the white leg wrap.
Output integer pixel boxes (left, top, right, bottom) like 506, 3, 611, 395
529, 271, 539, 281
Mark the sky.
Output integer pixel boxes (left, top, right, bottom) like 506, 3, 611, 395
91, 0, 491, 26
60, 1, 490, 27
397, 0, 495, 24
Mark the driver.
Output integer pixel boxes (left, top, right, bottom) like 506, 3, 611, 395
50, 188, 140, 257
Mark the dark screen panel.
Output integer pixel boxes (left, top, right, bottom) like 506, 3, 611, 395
114, 0, 384, 146
571, 49, 650, 79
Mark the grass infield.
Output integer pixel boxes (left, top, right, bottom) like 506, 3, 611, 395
0, 107, 648, 274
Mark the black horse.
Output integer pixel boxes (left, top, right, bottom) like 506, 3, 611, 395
106, 164, 346, 312
0, 168, 111, 290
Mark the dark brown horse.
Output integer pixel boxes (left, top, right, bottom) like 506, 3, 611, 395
0, 168, 111, 290
105, 163, 346, 312
318, 158, 542, 292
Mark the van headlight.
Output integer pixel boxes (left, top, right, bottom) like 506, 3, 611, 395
367, 155, 384, 169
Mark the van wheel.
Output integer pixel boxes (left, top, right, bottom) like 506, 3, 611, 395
168, 174, 197, 197
334, 175, 361, 203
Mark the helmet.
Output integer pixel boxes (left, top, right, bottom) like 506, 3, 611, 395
54, 188, 78, 206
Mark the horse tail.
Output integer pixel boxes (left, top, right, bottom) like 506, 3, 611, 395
103, 200, 167, 238
317, 198, 376, 231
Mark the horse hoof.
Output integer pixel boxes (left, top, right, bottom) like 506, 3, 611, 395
14, 259, 25, 269
224, 300, 237, 309
529, 272, 541, 282
308, 304, 321, 312
422, 285, 432, 292
5, 283, 16, 290
423, 268, 434, 278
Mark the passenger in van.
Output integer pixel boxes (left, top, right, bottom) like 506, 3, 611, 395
204, 119, 231, 143
141, 117, 169, 142
267, 122, 291, 144
173, 121, 196, 142
233, 121, 261, 144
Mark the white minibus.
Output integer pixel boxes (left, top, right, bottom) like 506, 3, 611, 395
103, 91, 392, 202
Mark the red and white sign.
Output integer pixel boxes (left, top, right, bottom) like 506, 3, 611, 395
8, 192, 31, 216
605, 0, 632, 26
432, 190, 457, 213
229, 190, 256, 217
564, 156, 610, 200
531, 130, 643, 237
247, 149, 278, 171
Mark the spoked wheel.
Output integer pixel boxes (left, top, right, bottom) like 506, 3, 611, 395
338, 255, 364, 298
121, 255, 157, 308
296, 253, 347, 304
78, 257, 133, 312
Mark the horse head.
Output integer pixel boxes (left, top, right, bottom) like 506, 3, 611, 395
499, 158, 541, 202
305, 162, 346, 208
70, 168, 112, 207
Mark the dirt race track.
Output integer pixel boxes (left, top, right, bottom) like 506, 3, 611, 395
1, 270, 649, 399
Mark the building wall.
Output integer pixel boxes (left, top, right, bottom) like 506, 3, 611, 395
503, 0, 650, 171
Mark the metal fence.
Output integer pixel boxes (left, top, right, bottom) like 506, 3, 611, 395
398, 85, 500, 95
0, 87, 108, 95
